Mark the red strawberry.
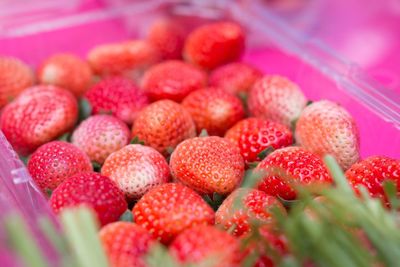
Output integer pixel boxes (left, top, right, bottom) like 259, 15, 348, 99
85, 77, 149, 125
141, 60, 207, 102
215, 188, 285, 237
170, 225, 242, 267
184, 22, 245, 69
0, 56, 35, 108
88, 40, 160, 78
28, 141, 92, 193
248, 75, 307, 127
101, 144, 170, 201
225, 118, 293, 164
182, 88, 245, 136
0, 85, 78, 155
295, 100, 360, 170
71, 115, 130, 164
50, 172, 127, 226
169, 136, 245, 195
38, 53, 93, 97
131, 100, 196, 155
99, 222, 155, 267
345, 156, 400, 203
133, 183, 214, 244
255, 147, 332, 200
147, 19, 185, 60
209, 62, 262, 95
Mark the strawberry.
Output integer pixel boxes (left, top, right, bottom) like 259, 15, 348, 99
141, 60, 207, 102
131, 100, 196, 155
147, 18, 185, 60
182, 88, 245, 136
0, 56, 35, 108
295, 100, 360, 170
215, 188, 285, 237
225, 118, 293, 164
169, 136, 245, 195
133, 183, 214, 244
50, 172, 127, 226
37, 53, 93, 97
99, 221, 155, 267
71, 115, 130, 164
209, 62, 262, 95
88, 40, 160, 78
170, 225, 242, 267
101, 144, 170, 201
28, 141, 92, 193
184, 21, 245, 69
345, 156, 400, 203
85, 77, 148, 125
0, 85, 78, 155
248, 75, 307, 127
255, 147, 332, 200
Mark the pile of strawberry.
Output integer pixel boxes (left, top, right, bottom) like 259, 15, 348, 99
1, 19, 399, 267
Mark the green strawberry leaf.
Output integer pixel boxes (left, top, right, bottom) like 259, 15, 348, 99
19, 155, 29, 165
58, 132, 71, 142
202, 193, 225, 211
247, 161, 260, 169
257, 146, 274, 160
146, 244, 179, 267
78, 98, 92, 122
199, 129, 209, 137
306, 100, 313, 106
383, 180, 399, 210
119, 209, 134, 222
130, 136, 145, 145
92, 161, 102, 172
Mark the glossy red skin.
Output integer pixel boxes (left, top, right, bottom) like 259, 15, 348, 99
170, 136, 245, 195
346, 156, 400, 203
0, 85, 78, 155
133, 183, 214, 244
0, 56, 35, 108
28, 141, 92, 193
209, 62, 262, 95
216, 188, 286, 237
147, 19, 185, 60
182, 88, 245, 136
184, 22, 245, 69
71, 115, 130, 164
38, 53, 93, 97
131, 100, 196, 155
295, 100, 360, 171
248, 75, 307, 127
141, 60, 207, 102
50, 172, 127, 226
85, 77, 149, 125
99, 222, 155, 267
170, 225, 242, 267
88, 40, 160, 78
101, 144, 170, 201
256, 147, 332, 200
225, 118, 293, 164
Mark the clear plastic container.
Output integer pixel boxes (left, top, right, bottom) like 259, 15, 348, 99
0, 0, 399, 264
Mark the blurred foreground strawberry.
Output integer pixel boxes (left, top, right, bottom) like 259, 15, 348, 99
141, 60, 207, 102
0, 85, 78, 155
295, 100, 360, 170
99, 222, 155, 267
225, 118, 293, 164
184, 21, 245, 69
133, 183, 214, 244
255, 147, 332, 200
170, 136, 245, 195
28, 141, 92, 193
71, 115, 130, 164
248, 75, 307, 127
209, 62, 262, 95
38, 53, 93, 97
170, 225, 242, 267
182, 88, 245, 136
50, 172, 127, 226
216, 188, 285, 236
0, 56, 35, 108
102, 144, 170, 201
131, 100, 196, 155
85, 77, 148, 125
